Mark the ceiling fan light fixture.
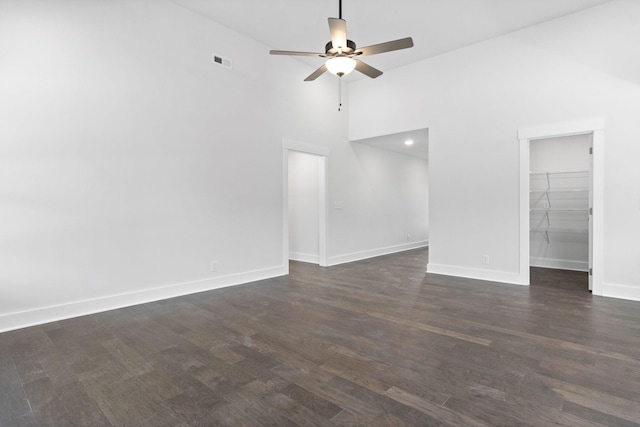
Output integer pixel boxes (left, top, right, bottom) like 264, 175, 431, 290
325, 57, 356, 76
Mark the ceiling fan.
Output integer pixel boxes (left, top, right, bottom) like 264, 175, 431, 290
270, 0, 414, 81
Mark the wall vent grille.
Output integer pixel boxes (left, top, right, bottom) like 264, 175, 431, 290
212, 53, 232, 69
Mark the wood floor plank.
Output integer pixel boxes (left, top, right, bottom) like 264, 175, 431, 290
443, 385, 619, 427
272, 364, 381, 422
30, 395, 74, 427
561, 400, 640, 427
369, 412, 412, 427
226, 384, 300, 427
0, 350, 32, 425
58, 381, 113, 427
155, 365, 227, 413
548, 379, 640, 424
265, 392, 334, 427
208, 400, 266, 427
285, 290, 493, 346
14, 357, 48, 385
279, 382, 342, 419
385, 386, 489, 427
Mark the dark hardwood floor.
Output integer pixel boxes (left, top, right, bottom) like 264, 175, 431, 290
2, 248, 640, 426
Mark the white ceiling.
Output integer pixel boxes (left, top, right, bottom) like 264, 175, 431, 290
352, 128, 429, 160
170, 0, 610, 158
171, 0, 611, 80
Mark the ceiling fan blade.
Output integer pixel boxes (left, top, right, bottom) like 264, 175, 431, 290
355, 60, 383, 79
328, 18, 347, 50
304, 64, 328, 81
270, 50, 325, 57
355, 37, 414, 57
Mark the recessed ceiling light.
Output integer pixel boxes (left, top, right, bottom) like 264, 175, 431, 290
405, 139, 414, 146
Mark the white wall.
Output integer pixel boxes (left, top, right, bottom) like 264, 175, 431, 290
530, 135, 591, 271
349, 0, 640, 300
288, 151, 320, 263
530, 135, 591, 173
0, 0, 434, 331
12, 0, 636, 331
269, 64, 430, 265
0, 0, 343, 331
328, 142, 429, 265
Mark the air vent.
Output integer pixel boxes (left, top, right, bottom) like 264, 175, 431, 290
212, 53, 232, 69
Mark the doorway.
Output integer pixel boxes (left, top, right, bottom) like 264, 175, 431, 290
529, 134, 592, 291
282, 140, 328, 271
518, 118, 604, 295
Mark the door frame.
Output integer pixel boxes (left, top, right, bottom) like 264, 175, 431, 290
517, 118, 604, 295
282, 139, 329, 272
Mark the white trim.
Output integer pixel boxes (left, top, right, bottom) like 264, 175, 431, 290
426, 263, 525, 286
0, 265, 287, 333
283, 139, 330, 156
518, 131, 531, 286
328, 240, 428, 266
282, 147, 290, 274
530, 258, 588, 272
518, 117, 605, 141
283, 140, 329, 267
517, 118, 605, 292
601, 283, 640, 302
289, 252, 320, 264
591, 129, 605, 295
318, 153, 328, 267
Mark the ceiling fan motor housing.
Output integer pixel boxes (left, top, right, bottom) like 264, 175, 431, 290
325, 39, 357, 56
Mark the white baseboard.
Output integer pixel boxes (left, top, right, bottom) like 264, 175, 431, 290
289, 252, 319, 264
0, 265, 287, 333
602, 282, 640, 302
530, 257, 588, 272
327, 240, 428, 266
426, 263, 526, 286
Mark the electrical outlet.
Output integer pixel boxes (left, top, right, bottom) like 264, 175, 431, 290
482, 255, 490, 265
210, 260, 218, 272
406, 234, 411, 241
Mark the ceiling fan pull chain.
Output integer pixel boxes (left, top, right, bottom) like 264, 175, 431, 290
338, 77, 342, 111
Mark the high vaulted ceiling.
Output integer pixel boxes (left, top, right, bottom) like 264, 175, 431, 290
171, 0, 612, 79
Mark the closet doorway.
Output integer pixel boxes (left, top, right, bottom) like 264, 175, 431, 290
529, 134, 592, 290
518, 118, 604, 295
